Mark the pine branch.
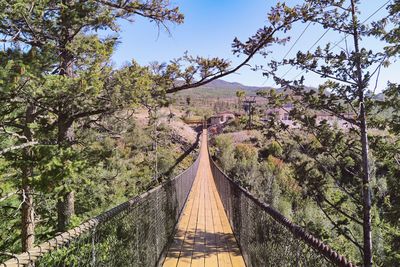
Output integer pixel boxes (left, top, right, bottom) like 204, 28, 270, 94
317, 201, 364, 255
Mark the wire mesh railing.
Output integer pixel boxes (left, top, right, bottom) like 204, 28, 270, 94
0, 155, 200, 267
209, 156, 355, 267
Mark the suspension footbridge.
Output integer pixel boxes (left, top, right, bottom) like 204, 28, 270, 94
1, 129, 355, 267
163, 131, 245, 267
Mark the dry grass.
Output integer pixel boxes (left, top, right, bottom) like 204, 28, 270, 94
133, 107, 197, 144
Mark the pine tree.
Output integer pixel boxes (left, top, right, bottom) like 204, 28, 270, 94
236, 90, 246, 112
255, 0, 396, 265
0, 0, 184, 248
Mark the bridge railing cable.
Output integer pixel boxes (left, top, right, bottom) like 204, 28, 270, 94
208, 154, 356, 267
0, 153, 201, 267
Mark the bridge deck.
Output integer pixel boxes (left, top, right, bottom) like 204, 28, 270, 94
163, 130, 245, 267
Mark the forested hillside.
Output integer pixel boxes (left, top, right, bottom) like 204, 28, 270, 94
174, 79, 266, 98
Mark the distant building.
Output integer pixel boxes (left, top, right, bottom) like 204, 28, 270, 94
264, 104, 355, 129
209, 112, 235, 126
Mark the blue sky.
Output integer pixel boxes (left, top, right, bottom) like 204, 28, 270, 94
111, 0, 399, 91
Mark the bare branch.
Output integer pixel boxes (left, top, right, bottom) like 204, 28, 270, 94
166, 18, 302, 94
0, 141, 39, 155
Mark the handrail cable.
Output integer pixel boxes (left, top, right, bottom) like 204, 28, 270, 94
1, 146, 201, 267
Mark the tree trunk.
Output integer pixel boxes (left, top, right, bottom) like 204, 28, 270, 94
57, 191, 75, 232
56, 119, 76, 232
360, 104, 372, 267
351, 0, 373, 265
21, 182, 35, 251
21, 104, 36, 251
56, 0, 77, 233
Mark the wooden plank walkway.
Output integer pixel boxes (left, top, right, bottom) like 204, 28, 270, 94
163, 130, 246, 267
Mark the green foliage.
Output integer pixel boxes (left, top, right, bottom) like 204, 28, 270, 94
223, 118, 246, 132
232, 143, 258, 186
248, 1, 400, 265
212, 115, 400, 265
265, 141, 283, 158
0, 113, 195, 252
214, 134, 236, 173
0, 0, 192, 254
212, 134, 300, 218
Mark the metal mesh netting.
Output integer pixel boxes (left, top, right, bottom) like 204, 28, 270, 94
209, 157, 354, 267
1, 156, 200, 267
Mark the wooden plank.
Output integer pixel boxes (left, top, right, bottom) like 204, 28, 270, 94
212, 178, 245, 267
204, 170, 219, 266
209, 173, 233, 267
191, 167, 206, 267
163, 176, 201, 267
163, 130, 246, 267
176, 172, 202, 267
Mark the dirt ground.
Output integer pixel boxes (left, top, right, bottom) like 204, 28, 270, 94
133, 107, 198, 144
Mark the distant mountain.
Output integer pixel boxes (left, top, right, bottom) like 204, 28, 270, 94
201, 79, 270, 92
172, 79, 327, 99
173, 79, 272, 98
172, 79, 384, 101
